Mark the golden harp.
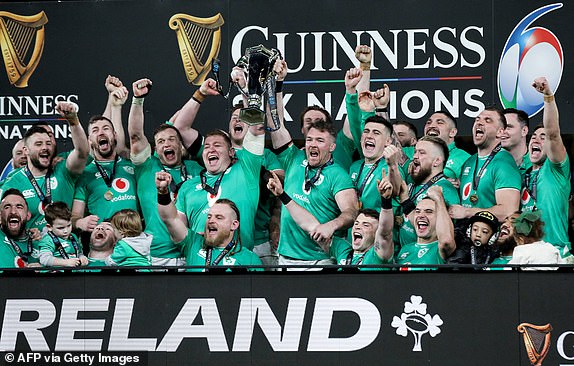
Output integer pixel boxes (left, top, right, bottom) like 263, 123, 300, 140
517, 323, 552, 366
0, 11, 48, 88
169, 13, 224, 86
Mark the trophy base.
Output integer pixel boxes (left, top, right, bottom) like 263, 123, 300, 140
239, 107, 266, 125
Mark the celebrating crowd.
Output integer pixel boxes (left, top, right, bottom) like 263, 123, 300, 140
0, 45, 569, 271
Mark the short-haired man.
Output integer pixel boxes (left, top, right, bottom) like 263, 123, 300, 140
0, 189, 41, 268
156, 172, 261, 270
349, 115, 402, 210
72, 79, 135, 233
270, 61, 358, 266
128, 78, 203, 266
267, 171, 394, 269
175, 128, 264, 248
399, 135, 460, 247
1, 102, 89, 231
423, 110, 470, 184
501, 108, 531, 175
393, 121, 418, 147
449, 106, 521, 222
521, 77, 571, 260
395, 185, 456, 266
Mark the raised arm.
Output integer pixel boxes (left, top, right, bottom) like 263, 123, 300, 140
344, 67, 364, 142
56, 102, 89, 175
171, 78, 219, 149
355, 45, 371, 93
155, 171, 188, 243
268, 59, 292, 149
109, 85, 129, 158
427, 186, 456, 259
128, 78, 152, 157
533, 76, 566, 163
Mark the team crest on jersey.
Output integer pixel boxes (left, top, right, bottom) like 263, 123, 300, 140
207, 188, 222, 207
417, 248, 429, 259
48, 177, 58, 189
399, 252, 409, 260
112, 178, 130, 193
462, 182, 472, 201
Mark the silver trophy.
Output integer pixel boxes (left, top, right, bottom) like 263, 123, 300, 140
235, 45, 281, 127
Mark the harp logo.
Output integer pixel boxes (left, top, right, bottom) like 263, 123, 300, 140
0, 11, 48, 88
517, 323, 552, 365
391, 295, 443, 352
169, 13, 224, 86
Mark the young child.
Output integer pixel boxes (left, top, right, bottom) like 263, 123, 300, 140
465, 211, 499, 264
449, 210, 499, 265
106, 209, 152, 269
38, 202, 88, 267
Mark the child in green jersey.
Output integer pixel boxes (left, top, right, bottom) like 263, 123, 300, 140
106, 209, 152, 268
38, 202, 88, 267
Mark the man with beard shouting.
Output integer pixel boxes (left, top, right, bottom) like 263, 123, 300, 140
128, 78, 203, 266
1, 102, 89, 231
156, 171, 261, 270
449, 107, 521, 222
72, 81, 137, 233
0, 189, 42, 268
398, 136, 460, 247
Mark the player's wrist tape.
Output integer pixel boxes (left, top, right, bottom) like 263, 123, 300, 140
376, 107, 388, 113
193, 90, 206, 104
360, 62, 371, 71
544, 94, 555, 103
381, 197, 393, 210
278, 192, 292, 205
157, 192, 171, 205
132, 96, 144, 106
400, 198, 416, 216
275, 80, 283, 93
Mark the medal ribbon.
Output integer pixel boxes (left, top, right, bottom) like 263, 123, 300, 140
354, 158, 382, 198
163, 163, 188, 194
305, 157, 334, 191
472, 144, 502, 191
205, 240, 236, 267
47, 232, 80, 259
94, 155, 118, 191
523, 167, 539, 202
7, 235, 33, 262
345, 250, 365, 266
408, 172, 445, 202
24, 166, 51, 206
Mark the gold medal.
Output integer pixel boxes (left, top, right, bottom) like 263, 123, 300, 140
469, 194, 478, 204
394, 215, 404, 227
104, 190, 114, 201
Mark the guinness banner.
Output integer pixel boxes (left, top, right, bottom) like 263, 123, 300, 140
0, 0, 572, 170
0, 271, 572, 365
